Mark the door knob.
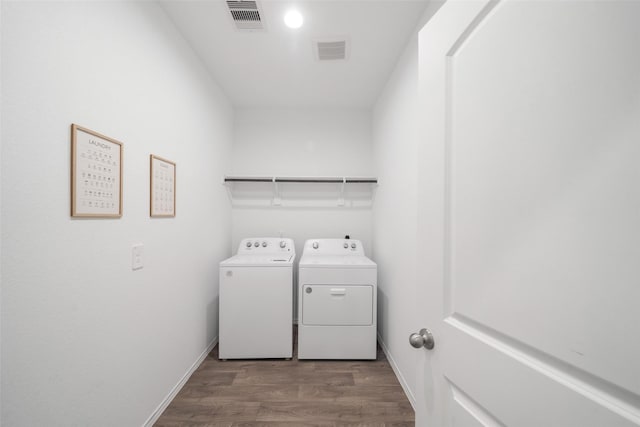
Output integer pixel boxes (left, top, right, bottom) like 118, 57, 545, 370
409, 328, 435, 350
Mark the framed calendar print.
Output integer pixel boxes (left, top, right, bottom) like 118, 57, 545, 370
150, 155, 176, 217
71, 124, 123, 217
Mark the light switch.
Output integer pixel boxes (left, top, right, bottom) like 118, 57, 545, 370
132, 244, 144, 270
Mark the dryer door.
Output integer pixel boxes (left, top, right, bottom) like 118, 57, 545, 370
302, 284, 373, 326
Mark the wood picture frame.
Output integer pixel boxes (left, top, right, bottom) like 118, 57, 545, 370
71, 124, 123, 217
150, 154, 176, 217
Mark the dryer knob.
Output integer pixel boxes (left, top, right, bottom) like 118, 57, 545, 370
254, 241, 259, 247
246, 241, 252, 248
262, 241, 267, 247
351, 243, 357, 249
343, 242, 349, 249
280, 240, 286, 248
312, 242, 319, 249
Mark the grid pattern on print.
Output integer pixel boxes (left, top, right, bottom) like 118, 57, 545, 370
151, 156, 175, 216
74, 129, 121, 215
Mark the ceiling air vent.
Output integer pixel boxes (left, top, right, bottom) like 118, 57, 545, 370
315, 38, 349, 61
226, 0, 265, 31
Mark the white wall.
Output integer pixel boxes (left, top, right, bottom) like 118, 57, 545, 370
230, 107, 373, 253
0, 2, 3, 419
231, 108, 373, 176
372, 36, 421, 406
1, 2, 233, 425
371, 0, 444, 409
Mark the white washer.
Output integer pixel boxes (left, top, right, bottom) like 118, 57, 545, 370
298, 238, 377, 360
219, 237, 295, 359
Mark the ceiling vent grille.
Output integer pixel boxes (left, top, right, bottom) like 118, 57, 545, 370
226, 0, 264, 31
315, 39, 349, 61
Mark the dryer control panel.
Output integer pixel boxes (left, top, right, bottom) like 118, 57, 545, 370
303, 238, 365, 256
237, 237, 294, 255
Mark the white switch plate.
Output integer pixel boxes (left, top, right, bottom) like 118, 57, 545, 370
132, 244, 144, 270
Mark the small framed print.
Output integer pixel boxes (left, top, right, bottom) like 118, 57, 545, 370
150, 155, 176, 217
71, 124, 123, 218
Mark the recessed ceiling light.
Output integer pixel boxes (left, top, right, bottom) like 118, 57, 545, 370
284, 10, 303, 29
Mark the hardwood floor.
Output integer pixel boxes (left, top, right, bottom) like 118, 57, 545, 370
155, 331, 414, 426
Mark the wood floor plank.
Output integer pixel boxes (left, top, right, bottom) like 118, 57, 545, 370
155, 421, 232, 427
155, 422, 231, 427
233, 368, 355, 386
176, 384, 299, 402
158, 401, 260, 423
299, 385, 408, 402
232, 423, 413, 427
199, 358, 305, 373
307, 360, 391, 373
352, 370, 401, 386
254, 401, 413, 423
232, 422, 334, 427
184, 372, 238, 387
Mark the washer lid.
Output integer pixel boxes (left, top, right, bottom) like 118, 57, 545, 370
299, 254, 376, 269
220, 254, 294, 267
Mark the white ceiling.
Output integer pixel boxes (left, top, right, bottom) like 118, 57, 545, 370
160, 0, 429, 108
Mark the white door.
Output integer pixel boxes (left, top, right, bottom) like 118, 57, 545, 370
415, 1, 640, 426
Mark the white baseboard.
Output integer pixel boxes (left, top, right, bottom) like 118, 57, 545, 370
377, 333, 417, 411
143, 336, 218, 427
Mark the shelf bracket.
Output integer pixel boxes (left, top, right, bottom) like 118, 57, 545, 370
338, 177, 346, 206
224, 176, 234, 204
272, 177, 282, 206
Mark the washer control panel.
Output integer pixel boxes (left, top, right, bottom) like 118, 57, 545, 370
238, 237, 294, 254
304, 238, 365, 256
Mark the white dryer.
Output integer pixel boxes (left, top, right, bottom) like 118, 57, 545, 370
219, 237, 295, 359
298, 238, 377, 360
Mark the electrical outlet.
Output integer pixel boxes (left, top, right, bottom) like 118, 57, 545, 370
132, 244, 144, 270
